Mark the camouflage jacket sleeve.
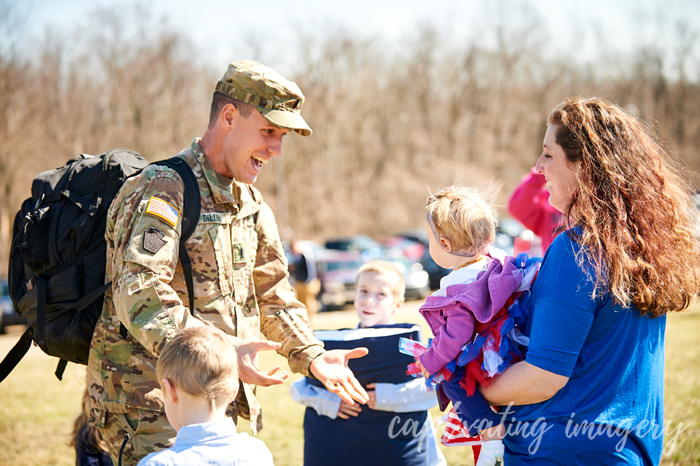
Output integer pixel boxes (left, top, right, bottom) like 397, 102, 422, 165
108, 167, 204, 358
252, 200, 325, 376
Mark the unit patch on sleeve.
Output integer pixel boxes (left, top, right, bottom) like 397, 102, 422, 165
143, 227, 167, 254
145, 196, 180, 227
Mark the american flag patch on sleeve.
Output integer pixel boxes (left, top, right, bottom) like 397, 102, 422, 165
145, 196, 180, 227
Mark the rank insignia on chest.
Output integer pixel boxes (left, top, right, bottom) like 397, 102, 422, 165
143, 227, 167, 254
233, 243, 247, 263
145, 196, 180, 227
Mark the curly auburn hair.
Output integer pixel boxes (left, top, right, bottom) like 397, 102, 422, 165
549, 96, 700, 317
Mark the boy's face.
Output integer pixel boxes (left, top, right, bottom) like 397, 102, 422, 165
354, 271, 402, 328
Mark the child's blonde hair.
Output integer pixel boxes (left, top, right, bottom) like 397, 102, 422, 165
157, 326, 239, 411
426, 185, 498, 255
357, 260, 405, 303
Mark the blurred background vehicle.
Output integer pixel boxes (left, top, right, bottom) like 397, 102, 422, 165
494, 218, 543, 257
324, 235, 383, 259
314, 249, 365, 311
304, 235, 432, 311
377, 236, 425, 262
0, 278, 25, 334
384, 257, 431, 300
395, 229, 449, 290
377, 236, 431, 299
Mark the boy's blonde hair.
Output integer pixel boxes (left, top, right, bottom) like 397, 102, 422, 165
356, 260, 405, 303
157, 326, 239, 411
426, 185, 498, 255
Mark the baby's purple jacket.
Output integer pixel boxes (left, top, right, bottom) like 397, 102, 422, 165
418, 256, 525, 375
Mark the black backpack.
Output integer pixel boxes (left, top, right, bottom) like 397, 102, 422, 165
0, 149, 201, 382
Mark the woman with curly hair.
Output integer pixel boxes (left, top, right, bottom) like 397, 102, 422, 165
480, 96, 700, 465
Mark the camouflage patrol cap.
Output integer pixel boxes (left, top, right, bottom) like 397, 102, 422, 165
215, 60, 312, 137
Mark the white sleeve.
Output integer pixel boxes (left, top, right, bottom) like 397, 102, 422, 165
290, 377, 342, 419
423, 413, 447, 466
373, 377, 437, 413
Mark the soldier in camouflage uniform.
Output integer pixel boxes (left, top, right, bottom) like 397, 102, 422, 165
86, 61, 369, 466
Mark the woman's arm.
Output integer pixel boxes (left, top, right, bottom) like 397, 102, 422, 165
480, 234, 596, 407
479, 361, 569, 406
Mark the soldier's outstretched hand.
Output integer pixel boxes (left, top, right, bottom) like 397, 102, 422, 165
237, 340, 289, 386
309, 348, 369, 405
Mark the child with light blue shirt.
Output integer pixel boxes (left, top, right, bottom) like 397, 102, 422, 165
137, 326, 274, 466
291, 260, 445, 466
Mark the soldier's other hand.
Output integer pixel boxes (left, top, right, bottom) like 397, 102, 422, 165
237, 340, 289, 386
310, 348, 369, 406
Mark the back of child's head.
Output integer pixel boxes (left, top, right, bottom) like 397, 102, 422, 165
357, 260, 405, 303
426, 185, 498, 254
157, 326, 239, 411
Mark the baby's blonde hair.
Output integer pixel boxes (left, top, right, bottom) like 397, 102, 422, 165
157, 326, 239, 412
357, 260, 405, 303
426, 185, 498, 255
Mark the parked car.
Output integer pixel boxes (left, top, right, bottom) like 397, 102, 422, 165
0, 278, 25, 333
383, 256, 431, 300
284, 240, 325, 277
315, 249, 365, 311
495, 218, 543, 257
395, 230, 449, 290
324, 235, 383, 260
314, 239, 432, 309
378, 236, 426, 262
376, 237, 430, 299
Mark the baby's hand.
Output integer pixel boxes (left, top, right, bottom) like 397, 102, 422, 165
475, 439, 504, 466
416, 360, 431, 379
336, 400, 362, 419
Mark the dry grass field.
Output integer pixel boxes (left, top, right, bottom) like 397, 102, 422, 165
0, 301, 698, 465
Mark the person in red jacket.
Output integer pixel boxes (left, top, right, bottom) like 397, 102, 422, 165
507, 168, 563, 251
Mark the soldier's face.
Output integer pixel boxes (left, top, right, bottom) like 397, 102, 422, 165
221, 106, 290, 184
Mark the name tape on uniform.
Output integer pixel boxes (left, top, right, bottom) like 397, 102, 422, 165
145, 196, 180, 228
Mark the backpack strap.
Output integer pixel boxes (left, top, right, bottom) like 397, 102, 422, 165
0, 327, 33, 383
117, 157, 201, 347
151, 157, 201, 312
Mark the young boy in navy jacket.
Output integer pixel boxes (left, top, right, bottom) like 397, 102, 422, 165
291, 261, 446, 466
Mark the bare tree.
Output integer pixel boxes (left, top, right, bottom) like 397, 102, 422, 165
1, 0, 698, 252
